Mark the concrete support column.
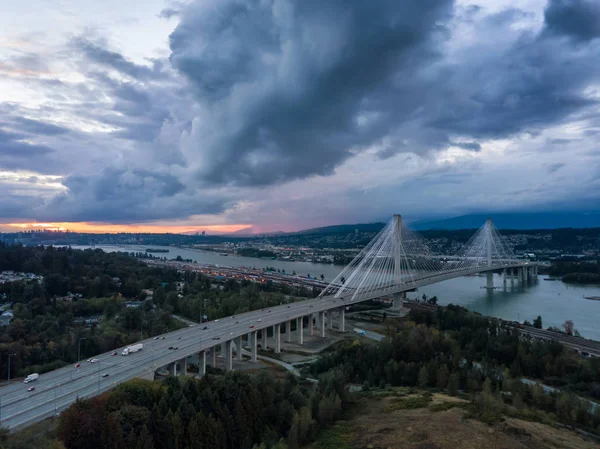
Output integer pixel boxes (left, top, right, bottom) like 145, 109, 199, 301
310, 313, 315, 336
167, 362, 176, 377
327, 310, 333, 330
180, 358, 188, 376
339, 307, 345, 332
250, 331, 258, 362
262, 328, 267, 350
503, 269, 507, 286
211, 347, 217, 367
274, 323, 281, 354
199, 351, 206, 376
319, 311, 325, 338
297, 317, 304, 345
486, 272, 494, 289
236, 336, 243, 361
511, 268, 515, 285
286, 320, 293, 342
225, 340, 233, 371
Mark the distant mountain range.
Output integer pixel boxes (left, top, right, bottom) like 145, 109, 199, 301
410, 212, 600, 230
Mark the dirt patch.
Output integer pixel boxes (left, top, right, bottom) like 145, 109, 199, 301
308, 392, 598, 449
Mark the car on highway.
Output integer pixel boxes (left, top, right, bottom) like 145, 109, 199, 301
257, 319, 262, 322
89, 358, 99, 363
235, 321, 239, 324
249, 325, 255, 329
212, 337, 220, 340
27, 386, 35, 392
102, 373, 109, 378
202, 326, 208, 330
161, 336, 166, 340
74, 363, 80, 368
154, 337, 159, 340
168, 346, 174, 350
111, 351, 117, 356
177, 337, 181, 340
174, 347, 179, 350
215, 319, 220, 322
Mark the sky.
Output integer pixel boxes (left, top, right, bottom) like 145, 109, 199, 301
0, 0, 599, 234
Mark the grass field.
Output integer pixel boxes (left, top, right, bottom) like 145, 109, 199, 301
308, 389, 598, 449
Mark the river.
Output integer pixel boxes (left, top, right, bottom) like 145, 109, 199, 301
70, 244, 600, 341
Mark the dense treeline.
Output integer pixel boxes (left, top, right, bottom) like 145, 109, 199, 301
171, 272, 316, 324
549, 261, 600, 284
0, 244, 184, 379
0, 244, 314, 380
310, 305, 600, 432
57, 370, 347, 449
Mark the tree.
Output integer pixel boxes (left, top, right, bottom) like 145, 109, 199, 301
320, 274, 324, 281
563, 320, 574, 335
436, 365, 449, 390
418, 366, 429, 388
427, 296, 438, 305
447, 374, 459, 396
533, 315, 543, 329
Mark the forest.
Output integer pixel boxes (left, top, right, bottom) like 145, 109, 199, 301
548, 260, 600, 284
0, 244, 315, 380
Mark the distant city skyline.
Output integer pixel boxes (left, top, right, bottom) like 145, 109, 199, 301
1, 0, 600, 234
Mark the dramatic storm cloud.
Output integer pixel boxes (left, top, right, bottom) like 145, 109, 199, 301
0, 0, 599, 231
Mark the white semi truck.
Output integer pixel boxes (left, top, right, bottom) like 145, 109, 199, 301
23, 373, 39, 383
121, 343, 143, 356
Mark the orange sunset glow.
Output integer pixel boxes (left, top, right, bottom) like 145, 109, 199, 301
2, 222, 252, 234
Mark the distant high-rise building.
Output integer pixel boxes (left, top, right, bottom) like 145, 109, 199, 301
202, 231, 206, 236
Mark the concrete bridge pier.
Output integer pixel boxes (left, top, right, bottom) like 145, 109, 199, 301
167, 362, 176, 377
274, 323, 281, 353
180, 358, 188, 376
486, 272, 494, 289
319, 311, 326, 338
236, 336, 243, 361
199, 351, 206, 376
511, 268, 515, 285
262, 328, 267, 350
339, 307, 345, 332
297, 317, 304, 344
310, 313, 315, 336
503, 269, 507, 287
250, 331, 258, 362
210, 347, 217, 367
225, 340, 233, 371
327, 310, 333, 330
286, 320, 293, 342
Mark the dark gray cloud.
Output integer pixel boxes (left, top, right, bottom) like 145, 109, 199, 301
168, 0, 600, 189
171, 0, 454, 186
9, 117, 69, 136
73, 38, 167, 81
544, 0, 600, 41
40, 168, 228, 223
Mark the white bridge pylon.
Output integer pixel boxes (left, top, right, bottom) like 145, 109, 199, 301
318, 215, 521, 302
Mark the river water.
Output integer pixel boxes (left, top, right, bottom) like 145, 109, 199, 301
70, 244, 600, 341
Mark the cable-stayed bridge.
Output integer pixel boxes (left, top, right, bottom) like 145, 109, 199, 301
0, 216, 538, 431
318, 215, 537, 310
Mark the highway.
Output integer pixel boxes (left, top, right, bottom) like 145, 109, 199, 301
0, 293, 348, 431
0, 261, 537, 431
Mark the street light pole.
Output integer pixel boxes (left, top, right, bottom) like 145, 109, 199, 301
7, 353, 16, 385
78, 337, 86, 361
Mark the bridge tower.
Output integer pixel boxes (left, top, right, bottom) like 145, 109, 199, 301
486, 219, 494, 289
391, 215, 406, 313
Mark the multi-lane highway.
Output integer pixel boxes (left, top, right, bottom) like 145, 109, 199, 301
0, 293, 348, 431
0, 262, 539, 431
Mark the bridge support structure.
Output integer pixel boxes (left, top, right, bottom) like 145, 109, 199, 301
210, 347, 217, 367
297, 317, 304, 345
167, 362, 176, 377
327, 311, 333, 330
180, 358, 187, 376
262, 328, 267, 350
319, 311, 326, 338
274, 324, 281, 353
286, 320, 293, 342
236, 336, 243, 361
339, 307, 345, 332
486, 272, 494, 289
199, 351, 206, 376
250, 331, 257, 362
310, 313, 315, 336
225, 340, 233, 371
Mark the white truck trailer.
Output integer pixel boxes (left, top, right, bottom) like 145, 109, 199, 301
121, 343, 143, 356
